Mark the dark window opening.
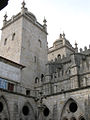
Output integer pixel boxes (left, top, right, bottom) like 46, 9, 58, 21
54, 72, 57, 78
34, 56, 37, 63
43, 107, 50, 117
41, 74, 44, 82
0, 102, 3, 112
26, 90, 30, 96
12, 33, 15, 40
35, 77, 39, 83
69, 70, 71, 74
38, 39, 42, 47
4, 38, 7, 45
69, 102, 78, 113
57, 54, 61, 58
22, 105, 29, 116
8, 83, 14, 91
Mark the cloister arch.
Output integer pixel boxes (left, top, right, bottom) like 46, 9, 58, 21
60, 98, 86, 120
0, 95, 10, 120
20, 101, 35, 120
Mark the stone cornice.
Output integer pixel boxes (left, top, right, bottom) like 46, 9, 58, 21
48, 45, 75, 54
0, 56, 25, 69
2, 12, 48, 34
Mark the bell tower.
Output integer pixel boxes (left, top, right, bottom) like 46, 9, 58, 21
0, 1, 48, 88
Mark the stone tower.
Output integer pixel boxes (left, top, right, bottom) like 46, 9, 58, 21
48, 33, 75, 61
0, 1, 48, 88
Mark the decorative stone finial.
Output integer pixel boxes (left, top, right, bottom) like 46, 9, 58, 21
21, 0, 27, 14
43, 17, 47, 25
43, 17, 47, 31
75, 41, 78, 53
80, 48, 83, 52
84, 46, 87, 51
75, 41, 78, 48
21, 0, 26, 9
4, 12, 7, 21
63, 32, 65, 38
3, 12, 8, 26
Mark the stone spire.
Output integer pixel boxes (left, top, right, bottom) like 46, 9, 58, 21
21, 0, 27, 14
43, 17, 47, 31
3, 12, 8, 26
75, 41, 78, 53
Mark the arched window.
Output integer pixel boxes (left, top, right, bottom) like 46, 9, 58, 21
4, 38, 7, 45
35, 77, 39, 83
57, 54, 61, 58
12, 33, 15, 40
38, 39, 42, 47
41, 74, 44, 82
0, 102, 3, 113
43, 106, 50, 117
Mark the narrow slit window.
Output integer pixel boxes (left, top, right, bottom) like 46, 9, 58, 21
4, 38, 7, 45
38, 39, 42, 47
34, 56, 37, 63
12, 33, 15, 40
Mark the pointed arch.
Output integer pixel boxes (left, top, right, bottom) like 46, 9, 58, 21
60, 97, 86, 120
20, 100, 35, 120
60, 97, 78, 120
0, 95, 10, 120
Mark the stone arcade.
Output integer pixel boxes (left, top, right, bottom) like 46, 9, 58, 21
0, 1, 90, 120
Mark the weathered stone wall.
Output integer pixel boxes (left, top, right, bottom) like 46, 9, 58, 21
0, 17, 22, 63
43, 88, 90, 120
0, 61, 21, 83
20, 16, 48, 88
0, 90, 37, 120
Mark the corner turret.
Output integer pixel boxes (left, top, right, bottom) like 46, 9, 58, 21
48, 33, 75, 61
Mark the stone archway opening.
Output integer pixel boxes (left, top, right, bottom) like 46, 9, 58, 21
0, 96, 10, 120
70, 117, 76, 120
